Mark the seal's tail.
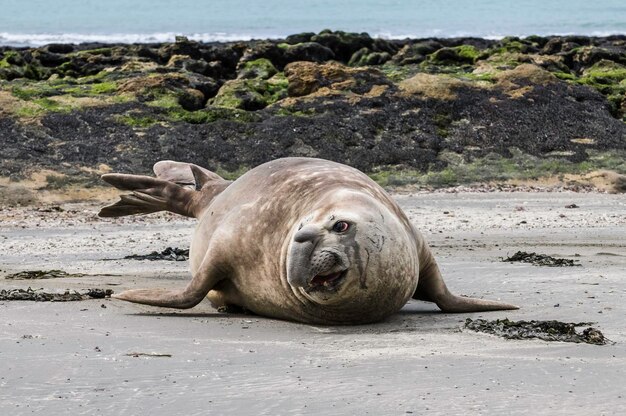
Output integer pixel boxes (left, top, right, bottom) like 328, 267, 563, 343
98, 161, 231, 219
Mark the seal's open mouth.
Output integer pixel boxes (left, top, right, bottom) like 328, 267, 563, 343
308, 269, 347, 292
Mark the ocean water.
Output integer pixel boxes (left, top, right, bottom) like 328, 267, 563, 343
1, 0, 625, 46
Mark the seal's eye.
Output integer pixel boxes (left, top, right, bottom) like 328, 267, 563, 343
332, 221, 350, 233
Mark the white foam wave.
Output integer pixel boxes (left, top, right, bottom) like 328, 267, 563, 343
0, 32, 282, 47
372, 30, 626, 40
1, 30, 624, 47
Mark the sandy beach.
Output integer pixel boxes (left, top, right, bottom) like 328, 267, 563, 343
1, 190, 624, 415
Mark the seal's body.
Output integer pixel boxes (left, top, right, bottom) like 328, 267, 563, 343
100, 158, 517, 324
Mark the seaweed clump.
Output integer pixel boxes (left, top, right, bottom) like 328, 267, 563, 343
465, 318, 608, 345
0, 287, 113, 301
6, 270, 85, 279
124, 247, 189, 261
502, 251, 580, 267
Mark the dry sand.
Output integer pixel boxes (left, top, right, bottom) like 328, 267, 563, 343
1, 191, 625, 415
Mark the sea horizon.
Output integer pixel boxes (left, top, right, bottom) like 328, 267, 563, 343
1, 0, 625, 46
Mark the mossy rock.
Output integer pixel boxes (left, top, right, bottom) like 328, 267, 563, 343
571, 46, 625, 68
0, 51, 24, 68
32, 50, 70, 67
428, 45, 480, 66
211, 73, 288, 110
310, 30, 374, 62
285, 32, 316, 45
158, 38, 203, 62
489, 37, 538, 55
284, 61, 391, 97
0, 51, 28, 80
348, 48, 391, 67
178, 88, 206, 110
283, 42, 335, 64
392, 41, 443, 66
576, 60, 626, 117
238, 42, 285, 71
581, 60, 626, 82
166, 54, 210, 75
237, 58, 278, 80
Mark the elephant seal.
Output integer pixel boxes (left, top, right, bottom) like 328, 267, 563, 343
99, 157, 517, 324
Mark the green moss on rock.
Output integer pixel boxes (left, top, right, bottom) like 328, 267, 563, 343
368, 149, 626, 188
239, 58, 278, 80
575, 60, 626, 118
116, 113, 160, 128
429, 45, 480, 66
0, 51, 23, 68
211, 72, 288, 110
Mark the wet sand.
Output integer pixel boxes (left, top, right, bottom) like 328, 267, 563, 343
1, 191, 625, 415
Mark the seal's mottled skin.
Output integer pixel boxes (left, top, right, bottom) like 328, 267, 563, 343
100, 157, 517, 324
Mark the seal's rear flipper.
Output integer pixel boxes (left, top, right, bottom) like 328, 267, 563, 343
153, 160, 225, 191
414, 243, 519, 313
99, 161, 231, 219
99, 173, 194, 217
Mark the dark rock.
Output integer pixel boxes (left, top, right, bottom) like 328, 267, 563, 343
371, 38, 399, 54
570, 46, 626, 69
201, 44, 244, 76
524, 35, 550, 48
349, 48, 391, 66
392, 41, 443, 65
44, 44, 75, 54
285, 32, 316, 44
167, 54, 211, 75
0, 66, 25, 81
201, 60, 232, 80
310, 30, 374, 62
429, 46, 479, 65
562, 36, 593, 46
238, 42, 285, 69
542, 36, 591, 55
32, 50, 69, 67
133, 45, 160, 60
283, 42, 335, 63
185, 73, 220, 99
178, 88, 206, 111
158, 38, 203, 62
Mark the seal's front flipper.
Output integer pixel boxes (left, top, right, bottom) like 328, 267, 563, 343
413, 244, 519, 313
113, 252, 224, 309
99, 161, 231, 219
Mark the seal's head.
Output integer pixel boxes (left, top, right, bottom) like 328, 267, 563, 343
286, 189, 418, 322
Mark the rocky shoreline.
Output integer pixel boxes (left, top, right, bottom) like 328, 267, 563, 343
1, 31, 625, 203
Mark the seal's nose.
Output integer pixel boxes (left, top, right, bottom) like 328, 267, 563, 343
293, 225, 321, 243
288, 224, 322, 288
